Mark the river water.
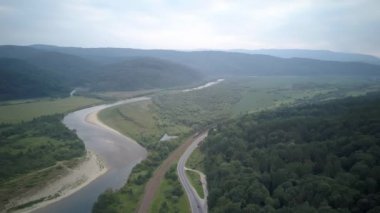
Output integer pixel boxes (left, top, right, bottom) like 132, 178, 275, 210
33, 79, 223, 213
34, 97, 149, 213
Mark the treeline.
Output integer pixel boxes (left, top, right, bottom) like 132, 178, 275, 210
202, 92, 380, 212
0, 114, 85, 182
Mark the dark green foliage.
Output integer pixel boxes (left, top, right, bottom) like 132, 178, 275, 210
202, 93, 380, 212
0, 114, 85, 182
0, 58, 68, 100
92, 189, 120, 213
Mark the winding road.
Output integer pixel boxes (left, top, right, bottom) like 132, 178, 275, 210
177, 132, 208, 213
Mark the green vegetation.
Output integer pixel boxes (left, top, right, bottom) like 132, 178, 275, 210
0, 96, 102, 123
98, 100, 190, 145
93, 132, 189, 212
94, 100, 192, 212
94, 76, 380, 212
91, 89, 160, 101
186, 148, 205, 172
186, 170, 204, 199
202, 92, 380, 212
153, 77, 380, 129
150, 165, 190, 213
0, 58, 68, 100
0, 114, 85, 208
92, 163, 151, 212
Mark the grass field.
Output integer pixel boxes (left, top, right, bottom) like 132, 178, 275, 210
98, 99, 190, 145
0, 96, 102, 123
185, 170, 204, 199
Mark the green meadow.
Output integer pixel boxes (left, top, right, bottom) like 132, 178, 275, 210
0, 96, 102, 123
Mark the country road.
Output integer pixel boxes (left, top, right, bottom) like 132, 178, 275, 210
177, 132, 208, 213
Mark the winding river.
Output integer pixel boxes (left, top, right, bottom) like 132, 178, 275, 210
34, 97, 149, 213
33, 79, 224, 213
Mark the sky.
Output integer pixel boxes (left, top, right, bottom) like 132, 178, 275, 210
0, 0, 379, 56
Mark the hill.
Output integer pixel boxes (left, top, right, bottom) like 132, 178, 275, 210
202, 92, 380, 212
91, 57, 201, 91
0, 46, 202, 100
31, 45, 380, 77
2, 45, 380, 100
232, 49, 380, 65
0, 58, 67, 100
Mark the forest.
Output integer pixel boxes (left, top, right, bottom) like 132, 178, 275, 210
0, 114, 85, 182
202, 92, 380, 212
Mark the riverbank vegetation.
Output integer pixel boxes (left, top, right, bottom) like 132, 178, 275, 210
0, 114, 85, 209
0, 96, 102, 123
202, 92, 380, 212
94, 99, 192, 212
93, 76, 380, 212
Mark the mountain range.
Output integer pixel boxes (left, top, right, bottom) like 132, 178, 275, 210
1, 45, 380, 100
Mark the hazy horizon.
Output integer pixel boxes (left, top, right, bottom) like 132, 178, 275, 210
1, 0, 379, 57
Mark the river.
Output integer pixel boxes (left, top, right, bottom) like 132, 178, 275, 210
33, 79, 224, 213
34, 97, 149, 213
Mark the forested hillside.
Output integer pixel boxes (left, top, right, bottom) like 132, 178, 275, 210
30, 45, 380, 77
0, 46, 201, 100
0, 58, 68, 100
92, 57, 201, 91
202, 93, 380, 212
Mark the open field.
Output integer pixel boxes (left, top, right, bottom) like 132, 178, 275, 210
98, 99, 191, 145
0, 96, 103, 123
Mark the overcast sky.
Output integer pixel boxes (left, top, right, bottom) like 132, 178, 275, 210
1, 0, 379, 56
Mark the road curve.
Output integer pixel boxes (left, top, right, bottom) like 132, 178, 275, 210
177, 132, 208, 213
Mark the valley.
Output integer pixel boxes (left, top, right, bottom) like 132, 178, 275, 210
1, 46, 380, 213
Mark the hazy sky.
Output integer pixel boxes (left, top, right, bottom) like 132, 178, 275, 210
1, 0, 379, 56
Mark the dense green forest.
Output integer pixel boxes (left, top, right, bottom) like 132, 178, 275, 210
0, 114, 85, 182
0, 58, 68, 100
202, 92, 380, 212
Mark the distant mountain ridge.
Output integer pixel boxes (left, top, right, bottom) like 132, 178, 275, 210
0, 45, 202, 100
232, 49, 380, 65
29, 45, 380, 77
1, 45, 380, 100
